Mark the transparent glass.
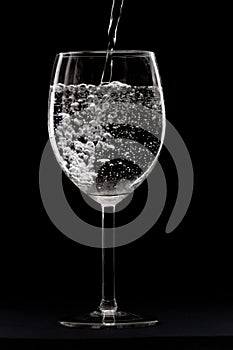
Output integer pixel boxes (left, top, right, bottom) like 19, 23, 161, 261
48, 50, 166, 328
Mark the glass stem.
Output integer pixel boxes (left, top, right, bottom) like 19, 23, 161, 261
99, 205, 118, 314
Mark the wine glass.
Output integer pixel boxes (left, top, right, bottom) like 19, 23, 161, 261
48, 50, 166, 328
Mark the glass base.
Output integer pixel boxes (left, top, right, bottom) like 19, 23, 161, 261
59, 310, 159, 328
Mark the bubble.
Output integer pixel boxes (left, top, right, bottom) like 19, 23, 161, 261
88, 103, 96, 112
64, 131, 72, 140
87, 94, 95, 103
74, 141, 84, 151
102, 94, 110, 102
94, 135, 102, 142
108, 144, 115, 150
89, 120, 98, 127
55, 83, 65, 93
63, 147, 70, 155
71, 102, 79, 108
102, 102, 110, 110
86, 141, 95, 150
68, 154, 77, 162
55, 130, 63, 137
79, 83, 87, 91
103, 132, 112, 139
67, 85, 75, 93
87, 84, 96, 93
74, 118, 83, 126
80, 111, 87, 118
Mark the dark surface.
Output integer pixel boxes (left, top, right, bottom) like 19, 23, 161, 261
1, 0, 232, 348
1, 299, 233, 339
1, 299, 233, 348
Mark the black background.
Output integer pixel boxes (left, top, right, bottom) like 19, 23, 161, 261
1, 0, 232, 346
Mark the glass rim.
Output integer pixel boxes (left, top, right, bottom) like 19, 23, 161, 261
58, 50, 154, 57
